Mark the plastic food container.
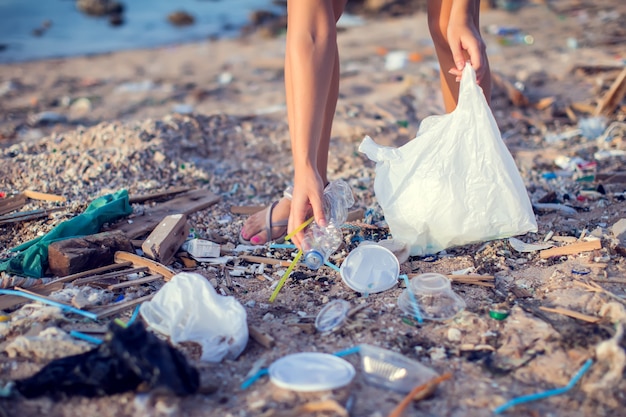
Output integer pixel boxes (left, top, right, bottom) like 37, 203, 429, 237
359, 344, 439, 393
315, 299, 350, 333
340, 244, 399, 294
398, 273, 466, 321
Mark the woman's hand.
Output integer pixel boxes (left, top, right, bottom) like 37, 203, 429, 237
288, 167, 326, 250
446, 2, 488, 87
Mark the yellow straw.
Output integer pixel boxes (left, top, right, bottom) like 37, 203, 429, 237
284, 216, 314, 242
269, 249, 303, 303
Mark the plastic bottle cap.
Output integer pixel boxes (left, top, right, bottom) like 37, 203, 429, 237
304, 250, 324, 270
268, 352, 355, 392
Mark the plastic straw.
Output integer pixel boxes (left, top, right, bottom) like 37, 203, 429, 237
127, 305, 141, 326
69, 330, 103, 345
400, 275, 423, 324
324, 260, 341, 273
269, 249, 303, 303
493, 359, 593, 414
269, 243, 297, 250
0, 289, 98, 321
333, 345, 361, 357
284, 216, 314, 242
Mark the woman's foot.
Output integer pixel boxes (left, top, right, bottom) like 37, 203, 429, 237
239, 197, 292, 245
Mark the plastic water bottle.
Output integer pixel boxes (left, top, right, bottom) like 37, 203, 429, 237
302, 180, 355, 270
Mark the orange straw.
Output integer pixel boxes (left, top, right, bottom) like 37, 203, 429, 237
387, 372, 453, 417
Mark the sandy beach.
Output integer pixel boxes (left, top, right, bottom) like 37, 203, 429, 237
1, 1, 626, 416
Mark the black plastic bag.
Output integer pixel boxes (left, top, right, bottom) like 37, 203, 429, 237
14, 321, 199, 398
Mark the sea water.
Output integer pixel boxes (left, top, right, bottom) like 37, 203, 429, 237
0, 0, 283, 63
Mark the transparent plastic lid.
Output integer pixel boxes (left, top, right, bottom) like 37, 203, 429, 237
268, 352, 355, 392
398, 273, 466, 321
340, 244, 399, 293
315, 299, 350, 332
409, 273, 452, 294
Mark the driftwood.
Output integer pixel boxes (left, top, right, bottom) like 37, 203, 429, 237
539, 240, 602, 259
48, 230, 133, 277
141, 213, 189, 265
595, 67, 626, 116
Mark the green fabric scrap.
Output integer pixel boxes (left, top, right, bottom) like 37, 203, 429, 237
0, 189, 132, 278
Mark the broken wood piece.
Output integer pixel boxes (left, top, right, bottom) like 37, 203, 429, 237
48, 230, 134, 277
230, 205, 265, 215
114, 251, 175, 281
72, 266, 149, 286
595, 67, 626, 116
14, 286, 74, 308
0, 194, 27, 216
108, 188, 220, 239
0, 207, 65, 225
107, 274, 163, 290
92, 293, 155, 319
388, 373, 453, 417
539, 239, 602, 258
128, 186, 191, 204
492, 72, 529, 107
141, 213, 189, 265
570, 102, 596, 114
248, 325, 275, 349
534, 96, 555, 111
22, 190, 66, 202
45, 261, 133, 285
538, 306, 601, 324
240, 255, 292, 267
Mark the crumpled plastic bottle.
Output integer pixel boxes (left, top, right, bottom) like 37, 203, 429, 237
302, 180, 355, 270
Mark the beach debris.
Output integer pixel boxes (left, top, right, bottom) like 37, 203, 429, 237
48, 230, 133, 277
141, 214, 190, 266
493, 359, 593, 414
539, 239, 602, 259
167, 11, 195, 27
595, 67, 626, 116
139, 272, 248, 362
247, 324, 275, 349
13, 321, 199, 398
538, 306, 601, 324
387, 372, 452, 417
4, 326, 91, 361
77, 0, 124, 17
508, 237, 553, 253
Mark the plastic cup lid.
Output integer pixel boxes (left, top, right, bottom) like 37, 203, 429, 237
268, 352, 356, 392
340, 244, 399, 293
315, 299, 350, 332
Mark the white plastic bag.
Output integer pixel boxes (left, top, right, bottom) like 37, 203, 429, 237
139, 272, 248, 362
359, 64, 537, 256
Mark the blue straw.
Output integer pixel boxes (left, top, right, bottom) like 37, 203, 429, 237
240, 368, 269, 390
324, 261, 341, 273
127, 305, 141, 326
400, 275, 423, 324
333, 345, 361, 357
0, 289, 98, 321
493, 359, 593, 414
269, 243, 297, 250
69, 330, 103, 345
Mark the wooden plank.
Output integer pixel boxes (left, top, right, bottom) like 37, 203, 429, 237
240, 255, 292, 267
248, 324, 275, 349
45, 261, 133, 285
48, 231, 134, 277
114, 251, 175, 281
72, 266, 149, 286
128, 186, 191, 204
539, 240, 602, 259
93, 293, 155, 319
141, 213, 189, 265
0, 194, 27, 216
22, 190, 66, 202
538, 306, 600, 324
595, 67, 626, 116
109, 188, 220, 239
107, 274, 163, 290
0, 207, 65, 225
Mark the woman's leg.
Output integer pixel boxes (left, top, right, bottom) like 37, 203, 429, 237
240, 0, 346, 245
428, 0, 491, 112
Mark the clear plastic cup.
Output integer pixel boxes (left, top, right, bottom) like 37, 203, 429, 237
358, 344, 439, 393
398, 273, 465, 321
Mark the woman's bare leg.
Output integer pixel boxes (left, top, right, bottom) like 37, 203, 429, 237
240, 0, 346, 245
428, 0, 491, 112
